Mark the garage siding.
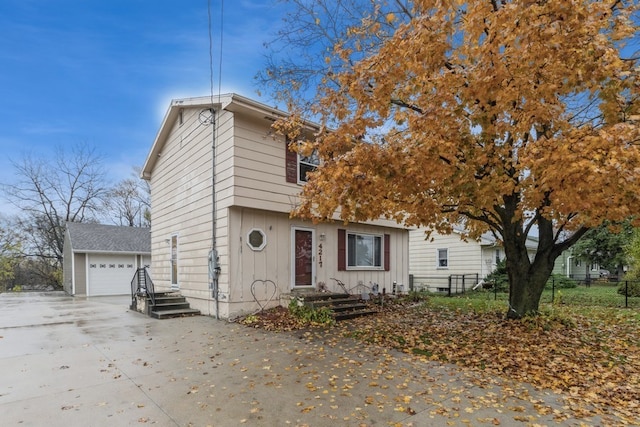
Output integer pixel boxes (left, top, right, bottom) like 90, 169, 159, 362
74, 253, 87, 295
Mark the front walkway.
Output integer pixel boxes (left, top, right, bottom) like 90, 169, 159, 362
0, 292, 610, 426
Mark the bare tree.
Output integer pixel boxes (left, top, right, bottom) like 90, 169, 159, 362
105, 168, 150, 227
256, 0, 411, 114
0, 215, 22, 291
2, 143, 108, 271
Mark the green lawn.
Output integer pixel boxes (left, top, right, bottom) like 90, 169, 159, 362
422, 282, 640, 310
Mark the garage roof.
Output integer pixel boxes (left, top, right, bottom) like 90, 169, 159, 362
66, 222, 151, 254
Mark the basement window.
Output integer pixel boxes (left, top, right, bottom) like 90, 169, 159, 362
247, 228, 267, 251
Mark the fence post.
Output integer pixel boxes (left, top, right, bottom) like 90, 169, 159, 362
625, 281, 629, 308
409, 274, 414, 292
551, 277, 555, 304
448, 276, 452, 297
494, 280, 497, 300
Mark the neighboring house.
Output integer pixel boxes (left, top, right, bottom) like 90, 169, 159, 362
63, 222, 151, 296
409, 228, 537, 292
141, 93, 409, 319
552, 247, 602, 281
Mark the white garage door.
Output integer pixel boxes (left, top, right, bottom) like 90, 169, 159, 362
87, 254, 137, 296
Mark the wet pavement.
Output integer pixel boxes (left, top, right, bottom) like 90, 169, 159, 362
0, 292, 614, 426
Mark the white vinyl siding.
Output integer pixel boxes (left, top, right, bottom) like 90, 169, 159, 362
148, 106, 221, 298
409, 230, 485, 277
231, 114, 301, 212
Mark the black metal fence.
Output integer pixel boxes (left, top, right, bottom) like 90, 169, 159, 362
409, 274, 480, 296
409, 274, 639, 308
544, 277, 640, 309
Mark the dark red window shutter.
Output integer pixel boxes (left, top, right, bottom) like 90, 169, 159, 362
337, 229, 346, 271
285, 138, 297, 183
384, 234, 390, 271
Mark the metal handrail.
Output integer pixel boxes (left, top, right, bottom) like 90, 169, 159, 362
143, 266, 155, 307
130, 266, 155, 308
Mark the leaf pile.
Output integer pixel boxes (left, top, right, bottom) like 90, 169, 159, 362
239, 300, 640, 423
239, 306, 313, 331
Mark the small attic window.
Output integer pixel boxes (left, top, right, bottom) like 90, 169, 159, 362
247, 228, 266, 251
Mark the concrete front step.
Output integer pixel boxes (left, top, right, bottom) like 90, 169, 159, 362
334, 309, 378, 321
147, 292, 200, 319
152, 295, 188, 305
150, 308, 201, 319
298, 292, 377, 321
153, 302, 192, 311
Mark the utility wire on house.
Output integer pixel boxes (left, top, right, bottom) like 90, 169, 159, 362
207, 0, 224, 318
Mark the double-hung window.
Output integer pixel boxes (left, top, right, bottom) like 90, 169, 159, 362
298, 149, 319, 183
347, 232, 382, 268
285, 138, 320, 184
437, 248, 448, 268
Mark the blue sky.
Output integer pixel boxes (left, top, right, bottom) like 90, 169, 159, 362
0, 0, 286, 213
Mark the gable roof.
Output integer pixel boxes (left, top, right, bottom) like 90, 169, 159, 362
477, 231, 539, 251
141, 93, 290, 180
423, 227, 539, 251
66, 222, 151, 254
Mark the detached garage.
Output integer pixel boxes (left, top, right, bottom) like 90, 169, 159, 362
63, 223, 151, 296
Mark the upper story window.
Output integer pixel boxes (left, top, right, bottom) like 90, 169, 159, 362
285, 137, 320, 184
437, 248, 449, 268
298, 150, 319, 183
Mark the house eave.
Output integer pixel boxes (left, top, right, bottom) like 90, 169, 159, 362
141, 93, 320, 180
73, 250, 151, 255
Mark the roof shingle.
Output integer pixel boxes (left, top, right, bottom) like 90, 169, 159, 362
66, 222, 150, 254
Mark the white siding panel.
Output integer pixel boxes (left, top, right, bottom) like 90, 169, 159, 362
409, 229, 484, 278
223, 207, 409, 315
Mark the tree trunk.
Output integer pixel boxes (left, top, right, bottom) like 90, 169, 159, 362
500, 203, 561, 319
506, 263, 551, 319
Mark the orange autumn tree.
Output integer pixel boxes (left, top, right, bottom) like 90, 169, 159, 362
267, 0, 640, 318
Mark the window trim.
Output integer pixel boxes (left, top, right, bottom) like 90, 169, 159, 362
437, 248, 449, 269
297, 150, 319, 184
247, 228, 267, 251
170, 234, 179, 286
285, 137, 319, 185
346, 231, 384, 270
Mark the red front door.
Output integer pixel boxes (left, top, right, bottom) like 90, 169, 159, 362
294, 229, 313, 287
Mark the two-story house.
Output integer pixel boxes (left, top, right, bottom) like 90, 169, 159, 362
141, 94, 409, 319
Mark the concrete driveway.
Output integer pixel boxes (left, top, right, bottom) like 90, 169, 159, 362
0, 292, 606, 426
